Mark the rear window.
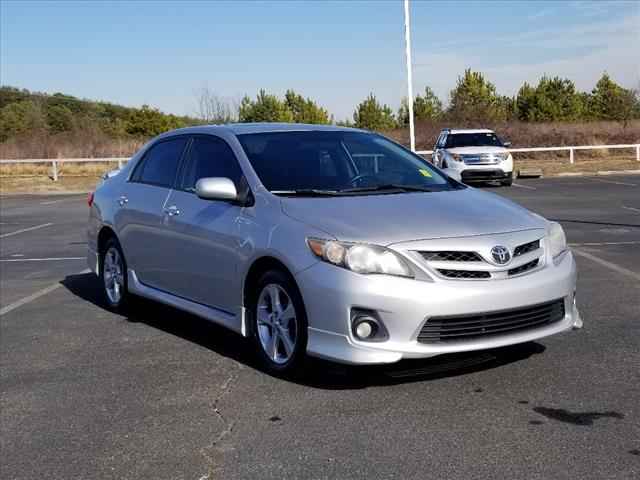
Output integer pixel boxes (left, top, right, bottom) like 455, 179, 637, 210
445, 133, 503, 148
135, 137, 188, 187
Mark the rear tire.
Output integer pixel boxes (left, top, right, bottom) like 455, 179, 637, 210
100, 237, 130, 312
248, 270, 308, 375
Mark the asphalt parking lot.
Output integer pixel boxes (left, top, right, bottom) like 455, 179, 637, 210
1, 175, 639, 480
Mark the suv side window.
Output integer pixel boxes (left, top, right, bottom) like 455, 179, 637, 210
134, 137, 188, 187
180, 136, 244, 191
438, 133, 447, 148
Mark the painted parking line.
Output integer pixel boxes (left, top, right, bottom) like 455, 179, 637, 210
40, 197, 83, 205
572, 248, 640, 282
512, 183, 537, 190
569, 241, 640, 247
0, 257, 85, 263
587, 177, 637, 187
0, 268, 91, 316
0, 223, 53, 239
622, 205, 640, 214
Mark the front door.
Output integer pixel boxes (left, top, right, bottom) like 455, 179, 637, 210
160, 135, 247, 313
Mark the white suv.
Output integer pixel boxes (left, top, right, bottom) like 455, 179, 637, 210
432, 129, 514, 186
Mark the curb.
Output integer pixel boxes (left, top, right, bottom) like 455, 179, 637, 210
554, 170, 640, 178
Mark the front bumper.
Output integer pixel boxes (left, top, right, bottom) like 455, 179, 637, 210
461, 170, 512, 182
443, 155, 514, 183
296, 251, 580, 365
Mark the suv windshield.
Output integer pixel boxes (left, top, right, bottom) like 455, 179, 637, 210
237, 131, 456, 194
445, 132, 503, 148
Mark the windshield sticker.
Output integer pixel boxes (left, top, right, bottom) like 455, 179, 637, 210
419, 169, 432, 177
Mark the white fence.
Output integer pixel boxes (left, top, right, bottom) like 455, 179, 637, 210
1, 144, 639, 181
416, 143, 640, 165
0, 157, 127, 181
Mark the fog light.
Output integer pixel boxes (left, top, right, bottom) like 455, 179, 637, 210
353, 315, 378, 339
355, 320, 374, 339
350, 309, 389, 342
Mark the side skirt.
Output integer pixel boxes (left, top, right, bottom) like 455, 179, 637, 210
127, 269, 247, 336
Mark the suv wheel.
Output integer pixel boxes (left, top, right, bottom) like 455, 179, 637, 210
250, 270, 308, 374
100, 237, 129, 312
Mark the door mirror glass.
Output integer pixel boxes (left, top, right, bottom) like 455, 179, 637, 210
195, 177, 238, 201
503, 141, 512, 148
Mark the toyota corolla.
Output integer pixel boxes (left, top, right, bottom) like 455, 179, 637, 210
87, 123, 582, 373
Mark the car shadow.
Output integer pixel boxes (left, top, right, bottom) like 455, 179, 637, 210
62, 272, 546, 390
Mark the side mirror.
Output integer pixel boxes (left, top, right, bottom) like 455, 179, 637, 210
195, 177, 238, 201
448, 170, 463, 182
503, 141, 512, 148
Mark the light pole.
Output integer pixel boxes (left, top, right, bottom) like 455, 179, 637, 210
403, 0, 416, 152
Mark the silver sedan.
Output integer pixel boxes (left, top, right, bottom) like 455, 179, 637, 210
87, 123, 582, 374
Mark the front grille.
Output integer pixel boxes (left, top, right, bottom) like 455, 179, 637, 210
514, 239, 540, 257
420, 251, 482, 262
418, 299, 565, 343
437, 269, 491, 279
462, 154, 498, 165
508, 259, 539, 276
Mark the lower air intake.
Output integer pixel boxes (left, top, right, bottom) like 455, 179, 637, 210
418, 299, 565, 343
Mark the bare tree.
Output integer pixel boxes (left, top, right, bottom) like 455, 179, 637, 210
195, 86, 237, 124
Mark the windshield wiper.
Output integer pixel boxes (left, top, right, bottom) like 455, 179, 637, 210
271, 189, 341, 197
338, 184, 435, 194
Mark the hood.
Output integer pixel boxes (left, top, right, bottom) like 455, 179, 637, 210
447, 146, 508, 154
281, 188, 546, 245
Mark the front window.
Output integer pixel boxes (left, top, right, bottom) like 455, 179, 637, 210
445, 132, 503, 148
237, 131, 457, 195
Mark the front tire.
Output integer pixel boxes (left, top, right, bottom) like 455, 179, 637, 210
100, 237, 129, 312
501, 177, 513, 187
249, 270, 308, 375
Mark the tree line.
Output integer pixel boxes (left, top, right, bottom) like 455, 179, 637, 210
1, 70, 638, 145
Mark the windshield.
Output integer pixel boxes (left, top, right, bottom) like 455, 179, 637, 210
237, 131, 456, 194
445, 132, 503, 148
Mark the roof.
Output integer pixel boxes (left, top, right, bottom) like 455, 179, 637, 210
444, 128, 496, 134
168, 122, 367, 136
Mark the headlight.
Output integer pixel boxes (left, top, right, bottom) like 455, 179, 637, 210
548, 222, 567, 259
495, 153, 510, 162
450, 153, 463, 162
307, 238, 413, 277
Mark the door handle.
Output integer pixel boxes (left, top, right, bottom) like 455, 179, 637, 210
164, 205, 180, 217
118, 195, 128, 207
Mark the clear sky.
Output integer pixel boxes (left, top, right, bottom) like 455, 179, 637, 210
1, 0, 638, 121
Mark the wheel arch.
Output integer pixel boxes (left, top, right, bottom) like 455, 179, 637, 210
97, 225, 117, 255
242, 255, 311, 336
242, 256, 302, 308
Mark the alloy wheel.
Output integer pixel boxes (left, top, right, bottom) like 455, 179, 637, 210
256, 283, 298, 365
103, 246, 125, 305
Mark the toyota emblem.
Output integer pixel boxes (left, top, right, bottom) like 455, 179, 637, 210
491, 246, 511, 265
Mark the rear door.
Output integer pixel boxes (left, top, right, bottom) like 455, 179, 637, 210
159, 135, 246, 312
115, 136, 189, 289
